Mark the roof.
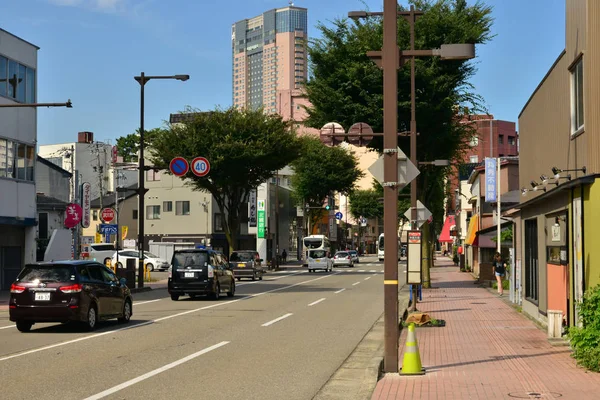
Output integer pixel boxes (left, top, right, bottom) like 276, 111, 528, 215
517, 174, 599, 210
37, 156, 72, 177
36, 194, 68, 210
90, 184, 138, 208
0, 28, 40, 49
28, 260, 100, 266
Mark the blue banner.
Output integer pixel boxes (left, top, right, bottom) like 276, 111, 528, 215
485, 158, 497, 202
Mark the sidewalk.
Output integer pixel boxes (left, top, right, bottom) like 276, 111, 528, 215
372, 259, 600, 400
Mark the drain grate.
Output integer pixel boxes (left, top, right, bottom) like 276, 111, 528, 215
508, 392, 562, 399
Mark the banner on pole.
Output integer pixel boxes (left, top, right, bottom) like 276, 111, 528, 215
485, 157, 497, 202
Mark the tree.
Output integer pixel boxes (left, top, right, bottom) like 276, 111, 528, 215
148, 107, 302, 254
349, 189, 382, 221
116, 128, 163, 162
290, 136, 364, 234
303, 0, 493, 286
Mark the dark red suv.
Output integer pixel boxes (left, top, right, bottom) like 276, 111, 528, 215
9, 261, 133, 332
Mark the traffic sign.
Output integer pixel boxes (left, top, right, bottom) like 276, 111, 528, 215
368, 147, 420, 189
169, 157, 189, 177
335, 211, 343, 220
99, 224, 118, 235
81, 182, 91, 228
191, 157, 210, 177
403, 200, 432, 228
101, 207, 116, 223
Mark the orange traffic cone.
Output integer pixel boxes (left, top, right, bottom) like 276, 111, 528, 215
400, 323, 425, 375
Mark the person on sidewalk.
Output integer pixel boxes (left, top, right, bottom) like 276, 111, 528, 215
493, 252, 506, 296
281, 249, 287, 263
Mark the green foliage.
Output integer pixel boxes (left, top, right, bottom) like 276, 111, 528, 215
290, 136, 363, 227
568, 285, 600, 372
492, 280, 510, 290
116, 128, 163, 162
348, 189, 382, 220
148, 107, 301, 253
491, 225, 514, 243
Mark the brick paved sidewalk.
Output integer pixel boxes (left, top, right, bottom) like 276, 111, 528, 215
372, 261, 600, 400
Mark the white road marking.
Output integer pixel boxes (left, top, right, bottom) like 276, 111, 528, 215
370, 270, 376, 272
133, 299, 161, 306
0, 271, 340, 362
359, 270, 366, 272
334, 288, 346, 294
0, 325, 14, 330
352, 282, 361, 286
262, 313, 293, 327
364, 277, 371, 281
82, 341, 230, 400
240, 270, 305, 283
308, 298, 326, 307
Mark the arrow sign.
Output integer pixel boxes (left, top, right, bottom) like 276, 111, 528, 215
335, 211, 343, 220
403, 200, 432, 228
368, 147, 420, 189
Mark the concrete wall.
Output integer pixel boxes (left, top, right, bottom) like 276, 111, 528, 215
36, 161, 70, 202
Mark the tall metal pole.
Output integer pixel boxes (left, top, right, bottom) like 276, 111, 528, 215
497, 156, 501, 253
408, 6, 419, 313
115, 172, 120, 269
137, 72, 146, 288
275, 172, 280, 270
382, 0, 399, 373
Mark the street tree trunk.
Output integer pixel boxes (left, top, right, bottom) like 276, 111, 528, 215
421, 221, 432, 288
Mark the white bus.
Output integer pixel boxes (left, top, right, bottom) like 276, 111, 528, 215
377, 233, 402, 262
302, 235, 331, 266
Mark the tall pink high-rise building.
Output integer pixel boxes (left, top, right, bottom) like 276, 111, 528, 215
232, 5, 310, 121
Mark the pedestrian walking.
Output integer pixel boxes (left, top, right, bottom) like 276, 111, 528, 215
281, 249, 287, 263
493, 252, 506, 296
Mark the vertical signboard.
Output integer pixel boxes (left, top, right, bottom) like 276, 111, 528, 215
407, 230, 422, 284
485, 157, 497, 202
81, 182, 91, 228
248, 189, 257, 227
257, 199, 266, 239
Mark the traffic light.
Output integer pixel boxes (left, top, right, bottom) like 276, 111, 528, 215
325, 204, 330, 211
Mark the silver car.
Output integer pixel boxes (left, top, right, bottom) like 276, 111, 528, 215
333, 251, 354, 267
348, 250, 359, 264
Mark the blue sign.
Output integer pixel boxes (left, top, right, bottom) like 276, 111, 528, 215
335, 211, 343, 220
485, 157, 497, 202
99, 224, 118, 235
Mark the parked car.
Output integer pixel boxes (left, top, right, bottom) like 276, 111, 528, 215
333, 251, 354, 268
168, 249, 235, 301
111, 250, 170, 271
88, 243, 117, 266
307, 249, 332, 273
229, 250, 263, 281
9, 261, 132, 332
348, 250, 360, 264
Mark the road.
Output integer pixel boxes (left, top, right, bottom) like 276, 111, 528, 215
0, 256, 407, 400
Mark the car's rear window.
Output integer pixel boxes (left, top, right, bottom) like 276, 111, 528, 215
348, 251, 357, 254
336, 252, 349, 257
17, 265, 76, 283
173, 252, 209, 269
309, 250, 327, 258
91, 244, 116, 252
230, 252, 253, 261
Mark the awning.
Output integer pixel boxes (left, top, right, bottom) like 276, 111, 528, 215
438, 215, 456, 243
473, 233, 496, 248
465, 215, 479, 245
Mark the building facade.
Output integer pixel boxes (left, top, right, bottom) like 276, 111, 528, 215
0, 28, 38, 290
516, 0, 600, 328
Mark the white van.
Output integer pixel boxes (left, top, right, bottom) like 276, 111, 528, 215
307, 249, 332, 273
88, 243, 117, 266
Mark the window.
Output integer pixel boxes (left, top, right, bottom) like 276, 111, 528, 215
176, 201, 190, 215
0, 139, 6, 178
0, 56, 7, 97
571, 57, 584, 133
498, 135, 503, 145
508, 136, 515, 146
146, 170, 161, 181
214, 214, 224, 232
469, 136, 479, 147
1, 56, 35, 103
6, 140, 14, 178
133, 209, 138, 220
93, 210, 98, 221
39, 213, 48, 239
146, 206, 160, 220
0, 139, 34, 181
469, 155, 479, 163
163, 201, 173, 212
524, 219, 539, 302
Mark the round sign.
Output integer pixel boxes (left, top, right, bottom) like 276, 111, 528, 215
169, 157, 189, 177
191, 157, 210, 177
101, 207, 116, 223
64, 203, 83, 229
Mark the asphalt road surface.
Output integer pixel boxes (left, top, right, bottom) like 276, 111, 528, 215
0, 256, 407, 400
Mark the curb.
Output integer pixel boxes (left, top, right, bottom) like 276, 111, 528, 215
312, 285, 411, 400
130, 287, 153, 294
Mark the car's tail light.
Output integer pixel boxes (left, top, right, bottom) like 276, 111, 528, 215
208, 265, 214, 278
347, 256, 351, 260
168, 269, 172, 278
59, 283, 82, 293
10, 284, 26, 294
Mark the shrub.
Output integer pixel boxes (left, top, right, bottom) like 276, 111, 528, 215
568, 284, 600, 372
492, 280, 510, 290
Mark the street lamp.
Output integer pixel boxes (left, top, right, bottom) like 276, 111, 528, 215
0, 99, 73, 108
134, 72, 189, 288
349, 2, 475, 373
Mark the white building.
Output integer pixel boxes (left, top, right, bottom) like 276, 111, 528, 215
38, 132, 137, 204
0, 28, 38, 290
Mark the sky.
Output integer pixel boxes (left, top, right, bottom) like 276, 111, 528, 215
0, 0, 566, 146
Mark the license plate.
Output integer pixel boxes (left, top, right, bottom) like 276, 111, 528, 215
184, 272, 195, 278
237, 263, 245, 267
315, 259, 320, 262
35, 292, 51, 301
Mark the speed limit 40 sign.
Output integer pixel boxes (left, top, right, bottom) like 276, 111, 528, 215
191, 157, 210, 177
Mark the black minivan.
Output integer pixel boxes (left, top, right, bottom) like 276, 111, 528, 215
168, 249, 235, 301
9, 261, 133, 332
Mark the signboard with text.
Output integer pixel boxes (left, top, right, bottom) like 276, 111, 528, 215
81, 182, 91, 228
257, 199, 266, 239
485, 157, 497, 202
248, 189, 257, 228
407, 230, 422, 284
